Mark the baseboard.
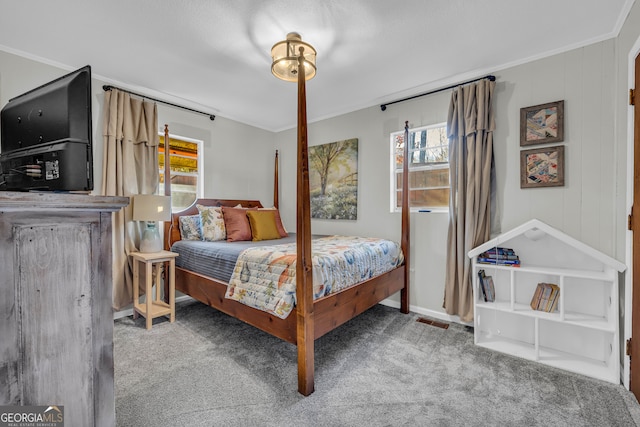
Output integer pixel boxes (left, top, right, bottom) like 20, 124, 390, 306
114, 295, 469, 327
379, 299, 472, 326
113, 295, 193, 320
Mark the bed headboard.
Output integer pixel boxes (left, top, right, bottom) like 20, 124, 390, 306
164, 198, 264, 249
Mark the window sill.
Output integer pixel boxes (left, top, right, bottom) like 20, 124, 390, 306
392, 208, 449, 214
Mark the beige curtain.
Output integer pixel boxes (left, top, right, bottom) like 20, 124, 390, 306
101, 89, 159, 310
443, 79, 496, 322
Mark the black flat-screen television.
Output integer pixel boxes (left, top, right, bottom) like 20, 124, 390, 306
0, 65, 93, 191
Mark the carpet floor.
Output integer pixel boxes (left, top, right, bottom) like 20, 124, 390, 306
114, 300, 640, 426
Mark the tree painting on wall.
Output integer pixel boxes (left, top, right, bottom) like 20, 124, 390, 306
309, 138, 358, 220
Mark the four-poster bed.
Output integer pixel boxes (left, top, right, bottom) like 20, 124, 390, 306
163, 121, 411, 395
161, 32, 411, 395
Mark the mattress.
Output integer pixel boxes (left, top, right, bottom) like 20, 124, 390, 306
171, 235, 298, 283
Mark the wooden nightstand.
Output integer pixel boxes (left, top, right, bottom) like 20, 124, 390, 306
131, 250, 179, 329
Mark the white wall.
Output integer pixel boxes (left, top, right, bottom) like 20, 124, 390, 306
495, 39, 617, 254
275, 92, 453, 318
275, 37, 626, 322
0, 51, 275, 204
157, 106, 275, 203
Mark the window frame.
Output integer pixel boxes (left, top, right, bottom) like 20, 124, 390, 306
158, 132, 204, 212
389, 122, 449, 213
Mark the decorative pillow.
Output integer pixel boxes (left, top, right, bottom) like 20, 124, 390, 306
247, 210, 282, 241
258, 207, 288, 237
197, 205, 226, 241
178, 214, 202, 241
221, 206, 256, 242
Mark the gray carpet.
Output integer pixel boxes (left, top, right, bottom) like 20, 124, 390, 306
114, 300, 640, 426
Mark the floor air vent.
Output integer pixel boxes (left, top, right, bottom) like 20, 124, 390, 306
416, 317, 449, 329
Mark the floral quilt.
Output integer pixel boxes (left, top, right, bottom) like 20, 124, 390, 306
225, 235, 404, 319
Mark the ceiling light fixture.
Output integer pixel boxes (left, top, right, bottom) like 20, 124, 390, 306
271, 32, 317, 82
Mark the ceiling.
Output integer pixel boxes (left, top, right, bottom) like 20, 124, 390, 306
0, 0, 634, 132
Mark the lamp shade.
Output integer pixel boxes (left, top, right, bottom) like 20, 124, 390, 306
271, 32, 316, 82
132, 195, 172, 222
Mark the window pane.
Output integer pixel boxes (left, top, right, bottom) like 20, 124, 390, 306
391, 122, 449, 210
160, 173, 197, 211
396, 188, 449, 208
412, 168, 449, 188
425, 126, 448, 148
424, 146, 449, 163
159, 152, 198, 174
396, 169, 449, 188
159, 135, 200, 211
394, 134, 404, 168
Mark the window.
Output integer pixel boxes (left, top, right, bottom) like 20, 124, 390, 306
158, 133, 202, 212
390, 123, 449, 211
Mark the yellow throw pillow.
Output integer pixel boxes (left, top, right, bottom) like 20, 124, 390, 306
258, 207, 288, 237
247, 210, 282, 241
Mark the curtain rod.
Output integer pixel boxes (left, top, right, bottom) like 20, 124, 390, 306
380, 75, 496, 111
102, 85, 216, 121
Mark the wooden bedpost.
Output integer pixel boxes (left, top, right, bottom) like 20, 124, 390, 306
164, 124, 171, 197
163, 124, 171, 252
295, 50, 315, 396
400, 121, 410, 314
163, 124, 172, 301
274, 150, 279, 209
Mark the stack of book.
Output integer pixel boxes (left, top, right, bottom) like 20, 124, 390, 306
530, 283, 560, 312
477, 269, 495, 302
477, 247, 520, 267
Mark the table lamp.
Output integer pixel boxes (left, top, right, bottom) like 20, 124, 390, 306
132, 194, 172, 253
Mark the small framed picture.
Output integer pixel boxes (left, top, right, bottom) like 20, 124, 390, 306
520, 145, 565, 188
520, 100, 564, 146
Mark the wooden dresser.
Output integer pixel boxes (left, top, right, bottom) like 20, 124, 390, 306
0, 192, 128, 427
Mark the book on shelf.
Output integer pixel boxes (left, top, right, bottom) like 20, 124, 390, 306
477, 257, 521, 266
538, 283, 553, 310
476, 269, 495, 302
484, 275, 495, 302
477, 269, 488, 302
547, 287, 560, 312
483, 253, 520, 260
530, 283, 543, 309
530, 283, 559, 312
477, 247, 520, 266
483, 247, 516, 256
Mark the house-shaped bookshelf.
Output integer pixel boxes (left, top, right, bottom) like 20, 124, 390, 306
468, 219, 626, 383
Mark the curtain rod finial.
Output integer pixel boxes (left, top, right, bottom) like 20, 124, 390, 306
380, 104, 387, 111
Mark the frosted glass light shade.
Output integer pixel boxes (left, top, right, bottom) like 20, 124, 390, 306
271, 32, 316, 82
